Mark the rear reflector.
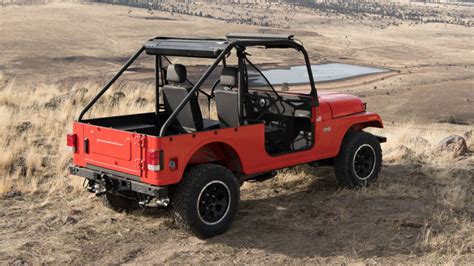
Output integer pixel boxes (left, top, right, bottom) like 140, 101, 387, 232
67, 134, 77, 152
147, 150, 162, 171
169, 158, 178, 171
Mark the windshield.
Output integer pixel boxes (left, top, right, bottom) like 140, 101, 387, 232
243, 47, 312, 95
245, 58, 279, 96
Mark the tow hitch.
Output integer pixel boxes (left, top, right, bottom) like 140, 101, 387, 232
86, 180, 107, 196
86, 178, 170, 207
70, 165, 169, 205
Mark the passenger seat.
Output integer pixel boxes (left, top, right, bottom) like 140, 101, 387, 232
214, 67, 240, 128
163, 64, 219, 133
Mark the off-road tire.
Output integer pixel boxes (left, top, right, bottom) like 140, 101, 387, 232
172, 164, 240, 239
99, 192, 140, 212
334, 131, 382, 188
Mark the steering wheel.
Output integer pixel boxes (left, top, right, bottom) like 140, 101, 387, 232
246, 93, 284, 125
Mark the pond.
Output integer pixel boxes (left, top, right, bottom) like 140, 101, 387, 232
251, 63, 390, 85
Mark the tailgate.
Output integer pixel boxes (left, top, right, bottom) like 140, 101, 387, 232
82, 125, 144, 177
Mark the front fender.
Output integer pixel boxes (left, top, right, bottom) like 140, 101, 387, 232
331, 112, 384, 156
348, 112, 384, 130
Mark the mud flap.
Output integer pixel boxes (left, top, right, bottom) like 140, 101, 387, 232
374, 135, 387, 143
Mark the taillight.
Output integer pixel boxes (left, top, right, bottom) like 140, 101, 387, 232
147, 150, 162, 171
67, 133, 77, 152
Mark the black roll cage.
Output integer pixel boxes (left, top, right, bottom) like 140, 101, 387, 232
77, 35, 318, 137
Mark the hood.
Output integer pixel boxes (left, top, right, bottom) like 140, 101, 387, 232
318, 91, 365, 118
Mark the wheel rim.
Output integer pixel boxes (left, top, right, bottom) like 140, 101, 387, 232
352, 144, 376, 180
197, 180, 231, 225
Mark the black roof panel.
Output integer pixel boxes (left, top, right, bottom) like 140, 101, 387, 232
226, 33, 293, 40
143, 34, 297, 58
144, 39, 230, 58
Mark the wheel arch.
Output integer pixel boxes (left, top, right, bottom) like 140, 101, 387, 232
184, 141, 243, 175
349, 120, 383, 131
333, 117, 384, 156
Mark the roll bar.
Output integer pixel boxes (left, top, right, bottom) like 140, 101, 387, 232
78, 47, 145, 121
158, 43, 234, 136
77, 37, 318, 137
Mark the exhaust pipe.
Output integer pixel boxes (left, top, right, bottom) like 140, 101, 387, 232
94, 183, 107, 196
139, 197, 170, 208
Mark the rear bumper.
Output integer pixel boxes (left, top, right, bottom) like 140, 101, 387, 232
69, 165, 168, 198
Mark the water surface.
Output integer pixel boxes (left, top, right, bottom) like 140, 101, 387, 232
251, 63, 390, 85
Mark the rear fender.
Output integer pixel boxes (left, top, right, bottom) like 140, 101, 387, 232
186, 142, 242, 174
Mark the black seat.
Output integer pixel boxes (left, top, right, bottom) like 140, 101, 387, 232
163, 64, 219, 133
214, 67, 240, 128
215, 68, 282, 140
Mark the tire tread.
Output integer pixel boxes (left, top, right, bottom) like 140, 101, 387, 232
334, 131, 382, 188
172, 164, 239, 238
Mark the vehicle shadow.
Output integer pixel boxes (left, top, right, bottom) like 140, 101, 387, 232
128, 162, 466, 260
204, 163, 452, 259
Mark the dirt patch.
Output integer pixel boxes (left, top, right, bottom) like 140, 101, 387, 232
52, 55, 129, 64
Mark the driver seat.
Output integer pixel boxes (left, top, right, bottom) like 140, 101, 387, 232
214, 67, 240, 128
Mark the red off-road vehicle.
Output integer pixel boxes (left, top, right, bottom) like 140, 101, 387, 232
68, 33, 385, 238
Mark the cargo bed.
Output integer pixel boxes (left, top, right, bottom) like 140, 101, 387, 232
82, 112, 163, 136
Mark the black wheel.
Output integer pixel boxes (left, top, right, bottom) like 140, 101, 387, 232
99, 192, 140, 212
334, 131, 382, 188
172, 164, 240, 238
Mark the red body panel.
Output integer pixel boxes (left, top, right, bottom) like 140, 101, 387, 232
72, 124, 144, 176
318, 91, 365, 118
71, 93, 383, 186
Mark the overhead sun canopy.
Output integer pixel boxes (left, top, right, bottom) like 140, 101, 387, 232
144, 39, 230, 58
79, 33, 318, 125
143, 33, 298, 58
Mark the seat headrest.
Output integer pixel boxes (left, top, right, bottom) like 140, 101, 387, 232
167, 64, 187, 83
220, 67, 238, 88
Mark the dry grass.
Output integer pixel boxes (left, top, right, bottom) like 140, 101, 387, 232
1, 76, 472, 203
368, 122, 473, 207
1, 77, 472, 264
0, 76, 159, 196
418, 212, 473, 263
365, 123, 473, 263
0, 68, 227, 197
0, 176, 13, 196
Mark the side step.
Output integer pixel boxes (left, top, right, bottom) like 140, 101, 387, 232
244, 171, 277, 183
